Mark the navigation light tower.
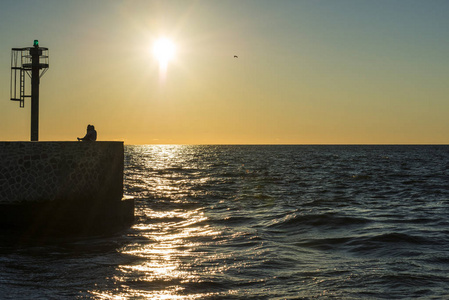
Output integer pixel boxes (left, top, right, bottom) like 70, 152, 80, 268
10, 40, 49, 141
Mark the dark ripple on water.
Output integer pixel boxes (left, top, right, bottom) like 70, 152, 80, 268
2, 145, 449, 299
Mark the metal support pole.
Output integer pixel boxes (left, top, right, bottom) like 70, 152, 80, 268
30, 44, 40, 141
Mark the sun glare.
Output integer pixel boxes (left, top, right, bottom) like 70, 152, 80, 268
153, 38, 176, 67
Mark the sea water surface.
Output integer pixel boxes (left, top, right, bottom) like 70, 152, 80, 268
1, 145, 449, 299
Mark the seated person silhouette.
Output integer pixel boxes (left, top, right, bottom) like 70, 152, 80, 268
77, 124, 97, 141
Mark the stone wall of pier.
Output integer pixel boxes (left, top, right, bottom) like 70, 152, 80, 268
0, 142, 124, 205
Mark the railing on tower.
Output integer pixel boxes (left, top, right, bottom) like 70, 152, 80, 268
10, 40, 49, 141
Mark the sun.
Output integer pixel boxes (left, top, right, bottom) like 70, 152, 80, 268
153, 38, 176, 67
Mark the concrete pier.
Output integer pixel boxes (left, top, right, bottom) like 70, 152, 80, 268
0, 142, 134, 236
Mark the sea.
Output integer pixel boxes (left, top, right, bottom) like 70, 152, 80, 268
1, 145, 449, 299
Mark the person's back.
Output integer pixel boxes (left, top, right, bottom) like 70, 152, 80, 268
88, 125, 97, 141
78, 125, 97, 141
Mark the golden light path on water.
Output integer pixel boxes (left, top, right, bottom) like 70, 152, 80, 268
91, 211, 222, 299
89, 145, 238, 299
122, 212, 214, 299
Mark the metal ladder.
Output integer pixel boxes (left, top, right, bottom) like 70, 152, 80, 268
10, 50, 27, 108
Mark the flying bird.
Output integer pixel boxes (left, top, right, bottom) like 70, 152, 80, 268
234, 55, 238, 58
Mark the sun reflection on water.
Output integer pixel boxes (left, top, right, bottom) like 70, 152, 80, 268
90, 209, 222, 299
92, 146, 226, 299
117, 209, 221, 299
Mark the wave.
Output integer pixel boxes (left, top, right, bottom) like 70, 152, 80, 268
295, 232, 439, 255
212, 215, 255, 225
267, 212, 371, 230
351, 232, 437, 246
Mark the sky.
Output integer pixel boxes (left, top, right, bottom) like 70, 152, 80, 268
0, 0, 448, 144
